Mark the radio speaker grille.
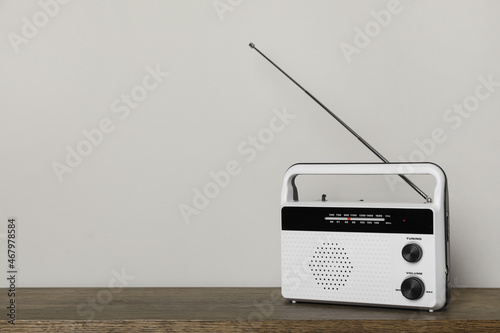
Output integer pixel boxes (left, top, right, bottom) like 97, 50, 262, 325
282, 231, 393, 303
310, 242, 353, 290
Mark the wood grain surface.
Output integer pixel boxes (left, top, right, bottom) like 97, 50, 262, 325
0, 288, 499, 332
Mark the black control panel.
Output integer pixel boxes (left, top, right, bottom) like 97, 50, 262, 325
282, 207, 433, 234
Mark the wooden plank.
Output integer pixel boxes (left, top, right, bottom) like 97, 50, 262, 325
0, 288, 499, 332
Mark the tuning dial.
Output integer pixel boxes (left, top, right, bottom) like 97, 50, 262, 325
401, 277, 425, 300
402, 243, 422, 262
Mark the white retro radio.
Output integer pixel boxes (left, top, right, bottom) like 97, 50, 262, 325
250, 42, 450, 311
281, 163, 449, 311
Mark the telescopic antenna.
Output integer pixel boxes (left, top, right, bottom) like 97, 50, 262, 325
249, 42, 432, 203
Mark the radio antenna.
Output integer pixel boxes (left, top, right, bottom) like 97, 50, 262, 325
249, 42, 432, 203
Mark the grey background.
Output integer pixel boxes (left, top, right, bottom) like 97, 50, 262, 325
0, 0, 499, 288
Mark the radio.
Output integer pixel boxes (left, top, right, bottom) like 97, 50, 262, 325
249, 43, 450, 311
281, 163, 450, 311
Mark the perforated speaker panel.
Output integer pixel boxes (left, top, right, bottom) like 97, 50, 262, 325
310, 242, 353, 291
282, 231, 393, 304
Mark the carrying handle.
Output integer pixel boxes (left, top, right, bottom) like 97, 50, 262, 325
282, 163, 447, 207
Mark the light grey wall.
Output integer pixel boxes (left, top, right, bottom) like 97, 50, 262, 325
1, 0, 499, 288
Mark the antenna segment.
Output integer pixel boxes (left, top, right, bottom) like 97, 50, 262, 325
249, 42, 432, 203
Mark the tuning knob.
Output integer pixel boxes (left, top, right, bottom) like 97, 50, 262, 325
402, 243, 422, 262
401, 277, 425, 300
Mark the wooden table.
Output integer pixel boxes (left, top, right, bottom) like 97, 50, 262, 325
1, 288, 499, 332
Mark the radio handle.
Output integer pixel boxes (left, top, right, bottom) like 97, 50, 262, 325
282, 163, 447, 207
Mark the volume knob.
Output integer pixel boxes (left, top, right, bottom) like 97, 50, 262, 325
401, 277, 425, 300
402, 243, 422, 262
